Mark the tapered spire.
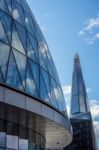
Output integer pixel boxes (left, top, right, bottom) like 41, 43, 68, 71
71, 53, 89, 115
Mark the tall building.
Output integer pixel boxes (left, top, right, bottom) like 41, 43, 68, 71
64, 53, 97, 150
0, 0, 72, 150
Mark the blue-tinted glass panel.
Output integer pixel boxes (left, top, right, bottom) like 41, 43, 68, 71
0, 132, 6, 147
19, 139, 28, 150
38, 48, 47, 71
25, 12, 35, 34
0, 0, 10, 15
29, 60, 39, 93
40, 71, 49, 103
6, 51, 23, 89
26, 62, 38, 97
27, 36, 37, 62
15, 1, 25, 25
0, 21, 8, 43
13, 49, 26, 88
5, 0, 12, 13
50, 78, 59, 109
12, 1, 23, 25
15, 21, 26, 50
0, 68, 3, 82
0, 10, 12, 43
0, 42, 10, 79
12, 23, 25, 54
28, 34, 39, 60
41, 69, 50, 98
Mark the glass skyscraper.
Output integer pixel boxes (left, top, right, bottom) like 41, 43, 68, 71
0, 0, 72, 149
64, 53, 97, 150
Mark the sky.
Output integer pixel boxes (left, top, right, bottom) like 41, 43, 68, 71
27, 0, 99, 148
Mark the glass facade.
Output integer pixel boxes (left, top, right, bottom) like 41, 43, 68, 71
0, 103, 45, 150
0, 0, 67, 116
71, 53, 89, 114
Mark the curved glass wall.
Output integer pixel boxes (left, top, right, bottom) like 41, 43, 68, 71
0, 0, 67, 116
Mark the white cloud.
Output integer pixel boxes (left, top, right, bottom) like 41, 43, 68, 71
87, 88, 92, 93
62, 85, 71, 96
78, 14, 99, 44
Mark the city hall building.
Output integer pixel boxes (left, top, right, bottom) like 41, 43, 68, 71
0, 0, 72, 150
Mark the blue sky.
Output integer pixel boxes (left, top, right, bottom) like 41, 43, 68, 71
27, 0, 99, 148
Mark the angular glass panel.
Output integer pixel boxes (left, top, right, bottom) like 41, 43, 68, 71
19, 139, 28, 150
0, 42, 10, 79
38, 48, 47, 71
7, 135, 18, 149
0, 132, 6, 147
15, 1, 25, 25
0, 21, 8, 43
25, 11, 35, 34
50, 78, 59, 109
27, 36, 37, 62
6, 51, 23, 90
12, 23, 25, 54
0, 0, 10, 15
40, 70, 49, 103
26, 62, 38, 96
41, 69, 50, 98
12, 0, 23, 25
13, 49, 26, 88
0, 10, 12, 43
15, 21, 26, 51
51, 79, 59, 109
0, 68, 3, 82
28, 34, 39, 60
29, 60, 39, 93
5, 0, 12, 13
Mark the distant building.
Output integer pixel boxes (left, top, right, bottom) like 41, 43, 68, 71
0, 0, 72, 149
64, 53, 97, 150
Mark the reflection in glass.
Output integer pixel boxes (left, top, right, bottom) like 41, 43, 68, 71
7, 135, 18, 149
0, 132, 6, 147
19, 139, 28, 150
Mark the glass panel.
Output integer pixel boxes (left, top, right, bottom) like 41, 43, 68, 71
0, 68, 3, 82
19, 139, 28, 150
0, 0, 10, 15
71, 95, 79, 114
6, 51, 23, 90
0, 10, 12, 43
28, 141, 36, 150
38, 48, 47, 71
7, 135, 18, 149
12, 0, 23, 25
0, 20, 8, 43
41, 69, 50, 98
0, 132, 6, 147
25, 11, 35, 34
5, 0, 12, 13
50, 78, 59, 109
13, 49, 26, 88
28, 34, 38, 60
29, 60, 39, 93
15, 21, 26, 50
27, 36, 37, 62
16, 1, 25, 24
12, 23, 25, 54
26, 62, 38, 97
0, 42, 10, 79
40, 70, 49, 102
